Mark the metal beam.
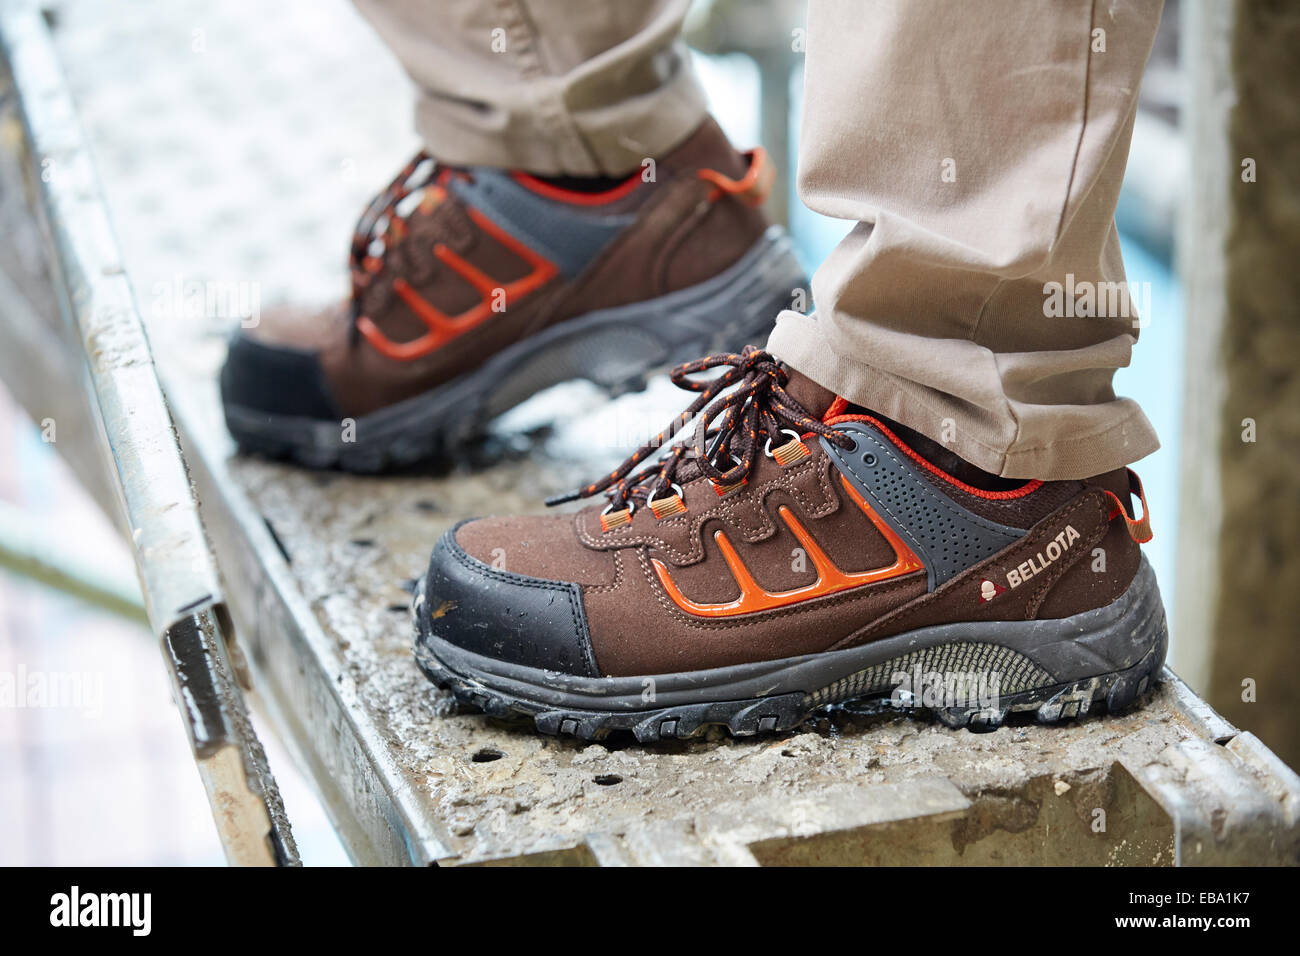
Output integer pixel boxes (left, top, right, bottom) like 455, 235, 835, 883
0, 3, 297, 867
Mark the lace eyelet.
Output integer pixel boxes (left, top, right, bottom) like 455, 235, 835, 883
599, 500, 634, 532
711, 454, 747, 497
648, 483, 687, 520
765, 428, 811, 467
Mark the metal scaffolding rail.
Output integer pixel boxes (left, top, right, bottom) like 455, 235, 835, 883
0, 3, 296, 866
0, 1, 1297, 866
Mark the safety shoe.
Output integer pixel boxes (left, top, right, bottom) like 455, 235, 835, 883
219, 118, 804, 471
412, 347, 1167, 741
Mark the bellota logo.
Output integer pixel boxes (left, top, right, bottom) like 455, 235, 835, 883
1006, 525, 1081, 589
49, 886, 151, 936
978, 578, 1006, 603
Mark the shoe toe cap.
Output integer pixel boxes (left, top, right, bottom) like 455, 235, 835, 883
419, 521, 598, 678
220, 331, 341, 421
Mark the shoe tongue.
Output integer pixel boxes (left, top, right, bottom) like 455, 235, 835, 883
782, 368, 837, 420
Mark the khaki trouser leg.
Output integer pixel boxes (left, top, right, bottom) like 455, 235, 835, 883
768, 0, 1164, 479
352, 0, 707, 176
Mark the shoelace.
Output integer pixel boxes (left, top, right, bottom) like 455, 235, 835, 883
547, 346, 854, 514
347, 151, 445, 321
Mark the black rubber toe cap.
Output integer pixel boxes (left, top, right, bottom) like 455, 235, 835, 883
420, 523, 599, 678
220, 332, 341, 421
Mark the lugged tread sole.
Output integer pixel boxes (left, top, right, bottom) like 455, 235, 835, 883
411, 577, 1169, 743
414, 639, 1165, 743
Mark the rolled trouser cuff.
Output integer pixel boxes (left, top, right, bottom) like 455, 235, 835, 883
412, 45, 708, 176
767, 310, 1160, 482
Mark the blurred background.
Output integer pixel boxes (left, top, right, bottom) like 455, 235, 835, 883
1, 0, 1292, 865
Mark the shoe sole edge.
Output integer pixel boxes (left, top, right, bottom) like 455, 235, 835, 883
412, 556, 1169, 742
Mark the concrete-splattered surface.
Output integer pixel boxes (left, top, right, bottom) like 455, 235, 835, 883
48, 0, 1300, 865
172, 352, 1286, 863
196, 430, 1220, 865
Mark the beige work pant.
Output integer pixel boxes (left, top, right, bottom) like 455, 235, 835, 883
353, 0, 1164, 480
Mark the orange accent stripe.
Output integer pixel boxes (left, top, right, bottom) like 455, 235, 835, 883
510, 170, 643, 206
697, 148, 774, 207
652, 474, 923, 617
1102, 468, 1153, 544
432, 245, 499, 298
823, 396, 850, 421
823, 408, 1043, 501
357, 205, 558, 361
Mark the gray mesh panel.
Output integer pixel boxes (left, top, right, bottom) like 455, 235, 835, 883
823, 422, 1025, 589
449, 170, 635, 278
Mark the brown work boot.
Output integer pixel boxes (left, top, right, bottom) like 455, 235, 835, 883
219, 118, 804, 471
413, 347, 1166, 741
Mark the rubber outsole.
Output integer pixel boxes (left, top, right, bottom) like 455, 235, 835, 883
224, 227, 805, 473
411, 557, 1169, 743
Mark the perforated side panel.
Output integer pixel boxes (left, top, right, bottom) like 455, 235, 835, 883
803, 641, 1053, 707
449, 170, 635, 278
823, 423, 1024, 589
